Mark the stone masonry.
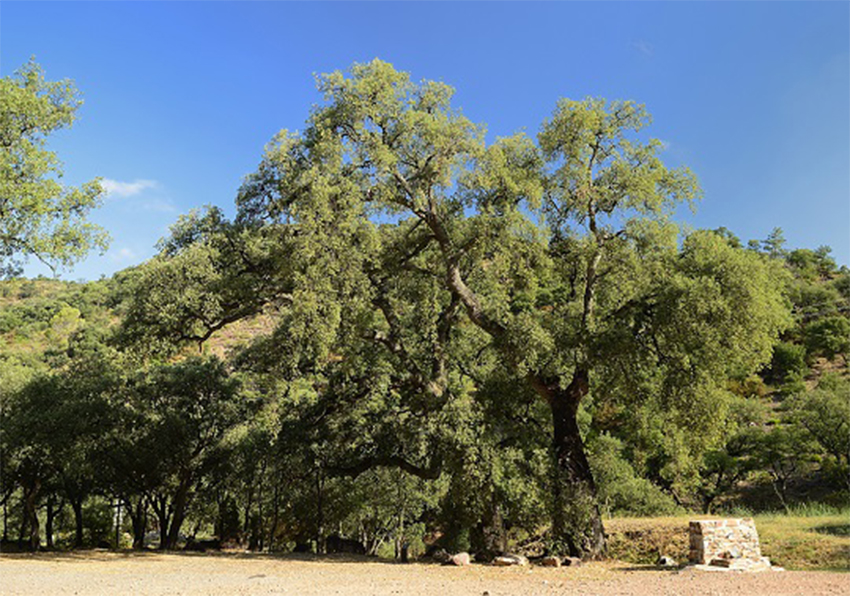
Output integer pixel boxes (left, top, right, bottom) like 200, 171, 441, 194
689, 518, 773, 571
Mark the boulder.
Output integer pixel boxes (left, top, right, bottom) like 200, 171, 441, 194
493, 554, 529, 567
657, 555, 677, 567
562, 556, 583, 567
540, 556, 561, 567
450, 552, 471, 566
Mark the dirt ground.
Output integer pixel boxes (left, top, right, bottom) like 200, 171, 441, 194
0, 552, 847, 596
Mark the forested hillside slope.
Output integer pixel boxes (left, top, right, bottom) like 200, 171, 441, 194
1, 227, 846, 555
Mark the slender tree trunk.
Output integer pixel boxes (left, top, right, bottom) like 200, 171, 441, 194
256, 461, 266, 551
549, 369, 605, 559
71, 498, 84, 548
770, 467, 791, 513
214, 496, 222, 542
45, 494, 55, 550
18, 502, 28, 547
269, 480, 280, 552
18, 500, 27, 547
315, 469, 324, 554
243, 477, 254, 541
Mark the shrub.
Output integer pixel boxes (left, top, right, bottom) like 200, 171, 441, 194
805, 317, 850, 359
768, 342, 808, 384
588, 433, 680, 517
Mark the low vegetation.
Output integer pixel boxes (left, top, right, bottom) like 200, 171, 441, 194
606, 507, 850, 571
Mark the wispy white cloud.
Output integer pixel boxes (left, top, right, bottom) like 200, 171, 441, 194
101, 178, 176, 212
108, 247, 137, 263
101, 178, 158, 198
141, 198, 178, 213
631, 40, 653, 57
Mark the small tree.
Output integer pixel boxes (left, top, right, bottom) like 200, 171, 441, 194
786, 374, 850, 487
0, 59, 109, 276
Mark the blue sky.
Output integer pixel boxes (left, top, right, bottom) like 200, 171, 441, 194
2, 1, 848, 280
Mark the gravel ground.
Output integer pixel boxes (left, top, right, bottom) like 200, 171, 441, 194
1, 552, 847, 596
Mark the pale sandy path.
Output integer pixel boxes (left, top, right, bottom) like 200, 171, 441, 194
1, 552, 847, 596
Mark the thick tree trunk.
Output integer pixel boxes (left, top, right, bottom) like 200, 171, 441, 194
150, 495, 170, 550
22, 481, 40, 551
127, 497, 147, 550
269, 481, 280, 552
549, 369, 605, 559
427, 204, 606, 557
165, 476, 192, 550
471, 494, 506, 562
71, 498, 84, 548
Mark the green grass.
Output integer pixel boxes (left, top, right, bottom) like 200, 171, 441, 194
753, 510, 849, 570
604, 510, 850, 571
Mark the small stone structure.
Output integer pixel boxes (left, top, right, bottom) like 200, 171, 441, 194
689, 518, 775, 571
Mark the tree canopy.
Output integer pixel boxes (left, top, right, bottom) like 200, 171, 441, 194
1, 60, 844, 561
0, 59, 108, 277
119, 59, 792, 557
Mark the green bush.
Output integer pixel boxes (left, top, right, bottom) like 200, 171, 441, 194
805, 316, 850, 359
588, 433, 680, 517
769, 342, 808, 384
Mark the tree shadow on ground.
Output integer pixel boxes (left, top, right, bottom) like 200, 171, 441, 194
612, 565, 683, 572
812, 524, 850, 537
0, 549, 433, 566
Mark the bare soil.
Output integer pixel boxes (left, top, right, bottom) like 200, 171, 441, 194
1, 552, 847, 596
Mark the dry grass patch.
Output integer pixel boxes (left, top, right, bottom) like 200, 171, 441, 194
604, 513, 850, 570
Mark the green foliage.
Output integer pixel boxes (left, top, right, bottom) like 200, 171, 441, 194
3, 59, 843, 557
768, 341, 808, 385
762, 227, 788, 260
114, 59, 792, 556
0, 59, 109, 276
785, 374, 850, 475
787, 246, 838, 281
119, 206, 290, 356
804, 316, 850, 359
588, 434, 680, 517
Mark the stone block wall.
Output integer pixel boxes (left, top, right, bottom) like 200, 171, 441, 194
689, 518, 762, 565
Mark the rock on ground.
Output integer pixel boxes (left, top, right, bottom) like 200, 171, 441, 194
493, 554, 529, 567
